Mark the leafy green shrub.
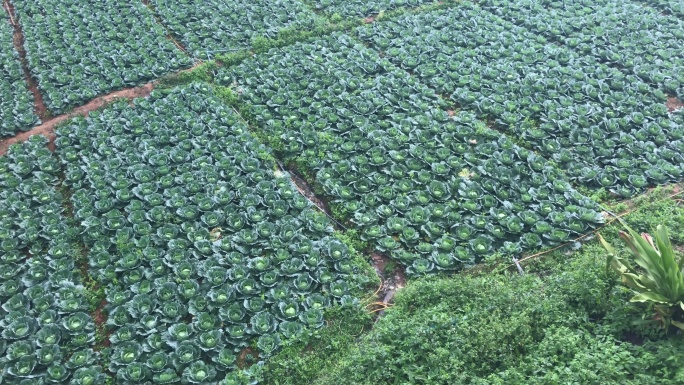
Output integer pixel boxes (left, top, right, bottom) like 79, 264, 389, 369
290, 250, 684, 384
600, 222, 684, 330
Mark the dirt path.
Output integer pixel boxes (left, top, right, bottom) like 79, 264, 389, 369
0, 82, 155, 156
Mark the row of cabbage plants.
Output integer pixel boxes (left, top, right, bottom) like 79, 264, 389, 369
635, 0, 684, 18
149, 0, 320, 58
220, 34, 603, 275
358, 3, 683, 196
0, 8, 38, 137
54, 83, 364, 384
312, 0, 439, 17
13, 0, 191, 115
480, 0, 684, 100
0, 136, 105, 384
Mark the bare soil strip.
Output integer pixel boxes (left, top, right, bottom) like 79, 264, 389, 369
4, 0, 50, 121
667, 96, 684, 112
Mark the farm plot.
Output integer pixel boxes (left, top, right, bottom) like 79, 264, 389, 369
13, 0, 191, 115
149, 0, 320, 58
480, 0, 684, 100
311, 0, 439, 17
633, 0, 684, 20
358, 4, 684, 197
55, 83, 363, 383
0, 7, 38, 137
219, 34, 602, 274
0, 136, 105, 384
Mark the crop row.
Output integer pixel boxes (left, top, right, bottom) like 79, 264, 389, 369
358, 3, 683, 196
480, 0, 684, 100
0, 8, 37, 137
220, 33, 602, 275
0, 136, 105, 384
14, 0, 191, 115
149, 0, 320, 58
312, 0, 439, 17
54, 83, 364, 383
634, 0, 684, 20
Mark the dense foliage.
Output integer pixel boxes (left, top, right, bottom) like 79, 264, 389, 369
480, 0, 684, 100
221, 34, 602, 274
637, 0, 684, 18
150, 0, 320, 58
13, 0, 191, 114
0, 8, 38, 137
298, 247, 684, 384
0, 136, 105, 384
55, 83, 367, 383
312, 0, 438, 17
359, 3, 683, 196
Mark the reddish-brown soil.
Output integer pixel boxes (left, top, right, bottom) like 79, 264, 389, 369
666, 96, 684, 112
0, 82, 155, 156
363, 16, 375, 23
237, 347, 260, 369
92, 299, 111, 349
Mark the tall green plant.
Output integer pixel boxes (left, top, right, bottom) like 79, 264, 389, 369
599, 222, 684, 330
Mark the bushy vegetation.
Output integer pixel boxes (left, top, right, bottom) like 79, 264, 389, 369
259, 241, 684, 384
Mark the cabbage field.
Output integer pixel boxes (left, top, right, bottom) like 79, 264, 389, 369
2, 0, 684, 383
0, 7, 36, 137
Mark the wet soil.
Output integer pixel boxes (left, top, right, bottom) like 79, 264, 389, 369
666, 96, 684, 112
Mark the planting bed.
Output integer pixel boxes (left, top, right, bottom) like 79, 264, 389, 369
53, 84, 365, 383
480, 0, 684, 100
312, 0, 440, 17
0, 7, 37, 137
149, 0, 320, 58
359, 3, 684, 196
0, 136, 104, 384
13, 0, 191, 115
220, 34, 602, 274
632, 0, 684, 20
